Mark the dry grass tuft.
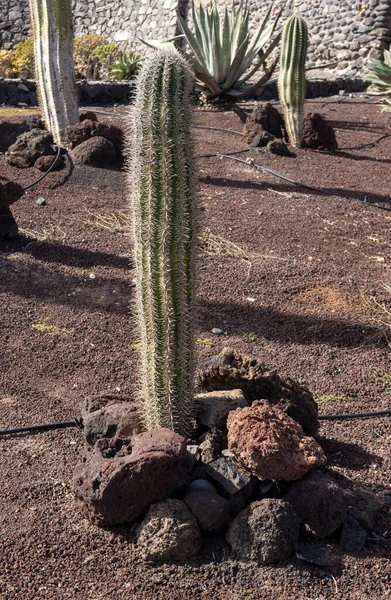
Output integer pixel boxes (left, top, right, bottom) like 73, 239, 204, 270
19, 225, 67, 244
83, 210, 131, 235
198, 229, 288, 261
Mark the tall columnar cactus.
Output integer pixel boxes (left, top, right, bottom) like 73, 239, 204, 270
278, 15, 308, 148
129, 48, 196, 436
30, 0, 79, 146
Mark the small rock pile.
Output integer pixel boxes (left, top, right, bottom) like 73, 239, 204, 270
73, 348, 380, 564
243, 103, 338, 153
3, 111, 124, 170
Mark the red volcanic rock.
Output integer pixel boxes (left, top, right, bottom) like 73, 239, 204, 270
73, 429, 189, 526
227, 400, 326, 481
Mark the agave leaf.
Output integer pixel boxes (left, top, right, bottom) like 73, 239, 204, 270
237, 33, 281, 86
221, 36, 250, 90
221, 6, 232, 76
177, 12, 210, 74
139, 36, 183, 51
226, 59, 278, 98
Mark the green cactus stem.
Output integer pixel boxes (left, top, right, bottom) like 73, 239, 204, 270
278, 15, 308, 148
30, 0, 79, 146
129, 48, 196, 435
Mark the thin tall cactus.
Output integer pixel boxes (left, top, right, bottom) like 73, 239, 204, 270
128, 48, 197, 436
278, 15, 308, 148
30, 0, 79, 146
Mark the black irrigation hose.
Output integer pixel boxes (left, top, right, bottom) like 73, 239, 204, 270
319, 409, 391, 421
0, 418, 83, 436
193, 125, 243, 136
218, 153, 391, 213
22, 145, 63, 191
0, 409, 390, 437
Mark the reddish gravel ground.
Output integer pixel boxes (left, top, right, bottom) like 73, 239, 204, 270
0, 97, 390, 599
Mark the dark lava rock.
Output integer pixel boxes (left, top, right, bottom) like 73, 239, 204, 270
0, 177, 24, 210
196, 389, 248, 429
0, 207, 18, 240
226, 498, 300, 563
243, 103, 286, 144
344, 486, 381, 533
5, 129, 55, 168
82, 402, 142, 446
197, 347, 319, 436
70, 136, 117, 167
34, 154, 65, 172
184, 489, 230, 532
73, 429, 189, 526
199, 427, 227, 464
302, 113, 338, 151
296, 543, 334, 567
79, 111, 98, 122
136, 498, 202, 561
266, 139, 291, 156
0, 177, 24, 241
340, 515, 367, 554
251, 130, 275, 148
0, 115, 44, 153
285, 471, 347, 538
65, 119, 124, 154
82, 392, 143, 445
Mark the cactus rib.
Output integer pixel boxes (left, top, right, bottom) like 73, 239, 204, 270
278, 15, 308, 148
129, 48, 196, 435
30, 0, 79, 146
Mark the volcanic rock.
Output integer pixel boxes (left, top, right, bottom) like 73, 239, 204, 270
0, 177, 24, 240
73, 429, 188, 526
243, 103, 286, 144
199, 428, 227, 464
5, 129, 55, 168
0, 177, 24, 210
136, 499, 202, 561
340, 515, 367, 554
344, 486, 381, 533
227, 400, 326, 481
285, 471, 347, 538
65, 119, 124, 154
34, 154, 65, 172
185, 489, 230, 532
302, 113, 338, 151
195, 389, 248, 429
0, 115, 44, 153
82, 402, 142, 446
226, 499, 300, 563
197, 347, 319, 436
70, 136, 117, 167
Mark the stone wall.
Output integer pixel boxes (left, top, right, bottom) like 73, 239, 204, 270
1, 0, 391, 78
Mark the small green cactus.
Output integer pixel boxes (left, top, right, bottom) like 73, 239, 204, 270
30, 0, 79, 146
278, 15, 308, 148
128, 48, 196, 436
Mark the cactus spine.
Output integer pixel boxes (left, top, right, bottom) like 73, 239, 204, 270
129, 48, 196, 436
278, 15, 308, 148
30, 0, 79, 146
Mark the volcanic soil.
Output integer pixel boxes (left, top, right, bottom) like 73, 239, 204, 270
0, 97, 390, 599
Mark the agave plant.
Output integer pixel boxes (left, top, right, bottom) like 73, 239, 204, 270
143, 1, 282, 98
366, 47, 391, 113
176, 0, 282, 98
110, 51, 141, 80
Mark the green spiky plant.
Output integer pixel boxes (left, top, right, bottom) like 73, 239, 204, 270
278, 14, 308, 148
128, 48, 196, 435
110, 52, 141, 80
30, 0, 79, 146
143, 0, 282, 99
366, 46, 391, 114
